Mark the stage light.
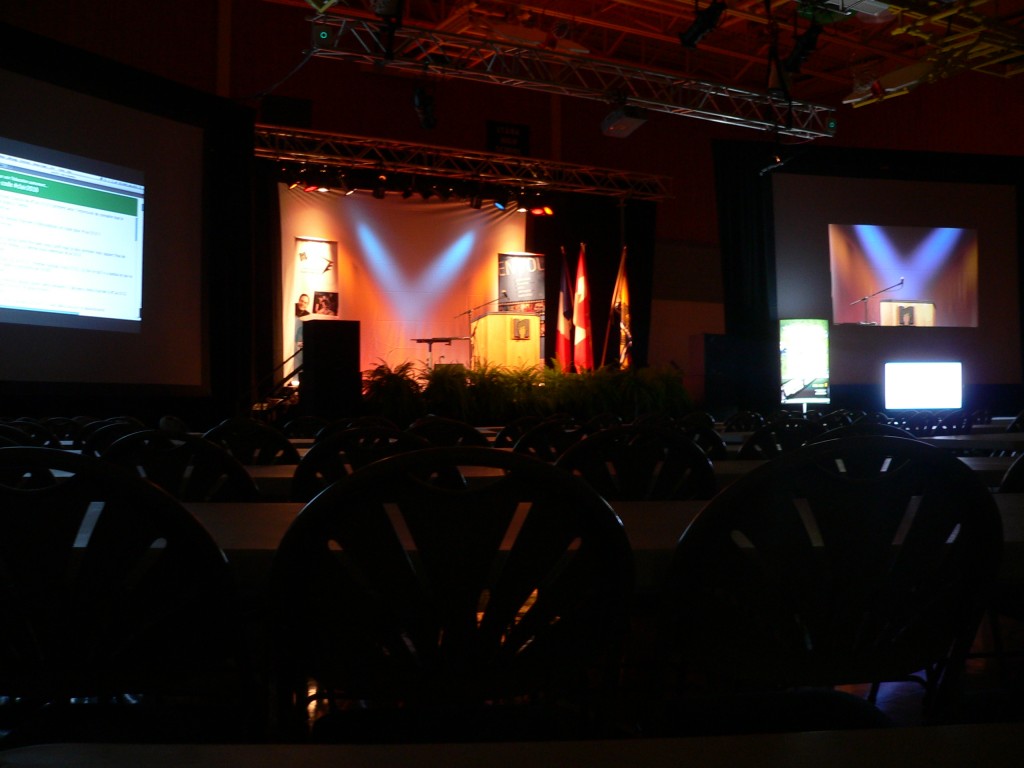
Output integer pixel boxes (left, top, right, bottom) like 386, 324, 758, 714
469, 192, 483, 209
286, 164, 306, 190
679, 1, 726, 49
529, 205, 554, 216
784, 21, 822, 74
373, 172, 388, 199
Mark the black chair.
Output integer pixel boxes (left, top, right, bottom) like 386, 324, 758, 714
202, 416, 301, 465
406, 414, 490, 447
269, 446, 634, 742
101, 429, 262, 502
722, 410, 765, 432
2, 418, 60, 447
491, 415, 548, 449
736, 417, 826, 459
512, 415, 585, 463
808, 421, 919, 443
659, 435, 1003, 727
39, 416, 87, 448
281, 415, 330, 439
683, 423, 729, 461
289, 426, 431, 502
0, 447, 259, 745
79, 418, 148, 458
904, 411, 938, 436
555, 424, 717, 501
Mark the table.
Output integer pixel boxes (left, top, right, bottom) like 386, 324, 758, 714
920, 432, 1024, 453
3, 724, 1023, 768
186, 494, 1024, 592
410, 336, 469, 369
245, 454, 1016, 501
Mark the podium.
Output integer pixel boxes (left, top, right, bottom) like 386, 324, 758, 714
880, 300, 936, 327
470, 312, 541, 369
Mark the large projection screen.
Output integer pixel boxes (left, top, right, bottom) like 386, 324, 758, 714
0, 66, 206, 389
773, 173, 1020, 404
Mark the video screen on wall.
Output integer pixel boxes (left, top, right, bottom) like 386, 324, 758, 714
772, 171, 1020, 403
829, 224, 978, 328
0, 63, 207, 390
0, 136, 145, 333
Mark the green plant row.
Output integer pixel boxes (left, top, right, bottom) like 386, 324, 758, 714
360, 360, 693, 427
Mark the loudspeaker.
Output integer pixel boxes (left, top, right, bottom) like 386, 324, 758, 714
300, 319, 361, 420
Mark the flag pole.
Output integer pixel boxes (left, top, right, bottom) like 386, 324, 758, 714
602, 246, 628, 367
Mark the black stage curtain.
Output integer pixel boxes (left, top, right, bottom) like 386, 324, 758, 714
712, 140, 782, 414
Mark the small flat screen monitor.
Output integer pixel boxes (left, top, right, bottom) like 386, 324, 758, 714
780, 318, 830, 405
884, 361, 963, 410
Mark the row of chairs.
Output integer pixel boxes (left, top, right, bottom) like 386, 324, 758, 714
0, 432, 1008, 744
10, 409, 1024, 502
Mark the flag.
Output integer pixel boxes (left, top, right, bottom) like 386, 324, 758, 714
611, 246, 632, 368
572, 244, 594, 371
555, 248, 574, 371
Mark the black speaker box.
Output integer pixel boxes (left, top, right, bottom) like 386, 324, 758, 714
300, 319, 361, 420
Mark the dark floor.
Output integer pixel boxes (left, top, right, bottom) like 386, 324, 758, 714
840, 611, 1024, 727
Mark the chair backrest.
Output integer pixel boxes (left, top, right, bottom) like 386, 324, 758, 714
808, 421, 918, 443
102, 429, 262, 502
511, 414, 585, 462
1, 418, 60, 448
736, 417, 826, 459
79, 418, 148, 458
722, 410, 765, 432
491, 415, 547, 448
289, 425, 431, 502
0, 447, 245, 730
202, 416, 301, 465
406, 415, 490, 447
664, 435, 1003, 718
269, 446, 634, 735
997, 451, 1024, 492
555, 423, 717, 501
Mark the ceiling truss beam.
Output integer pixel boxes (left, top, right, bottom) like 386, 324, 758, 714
253, 125, 674, 200
307, 11, 838, 140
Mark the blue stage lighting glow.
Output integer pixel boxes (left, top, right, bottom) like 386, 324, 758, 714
356, 223, 476, 316
854, 224, 966, 284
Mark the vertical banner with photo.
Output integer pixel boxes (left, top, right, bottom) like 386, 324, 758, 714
293, 238, 339, 361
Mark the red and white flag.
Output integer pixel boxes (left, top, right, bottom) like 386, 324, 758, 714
572, 244, 594, 371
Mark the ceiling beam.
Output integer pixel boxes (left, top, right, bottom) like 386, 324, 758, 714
253, 125, 675, 199
306, 10, 839, 139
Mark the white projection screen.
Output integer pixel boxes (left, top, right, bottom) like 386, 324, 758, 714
0, 67, 206, 389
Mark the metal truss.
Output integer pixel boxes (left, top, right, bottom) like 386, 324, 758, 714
253, 125, 674, 199
306, 10, 838, 140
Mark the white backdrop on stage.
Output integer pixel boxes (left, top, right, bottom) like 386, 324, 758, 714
279, 186, 527, 374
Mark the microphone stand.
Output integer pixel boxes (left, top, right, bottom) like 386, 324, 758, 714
455, 295, 506, 368
454, 296, 501, 320
850, 279, 904, 325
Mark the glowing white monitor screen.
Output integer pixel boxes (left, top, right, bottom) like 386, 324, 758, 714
884, 361, 963, 410
780, 318, 830, 405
